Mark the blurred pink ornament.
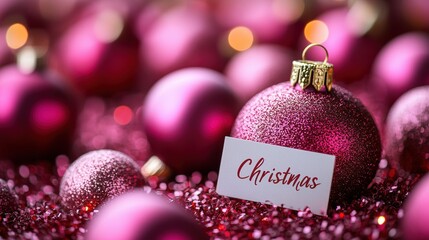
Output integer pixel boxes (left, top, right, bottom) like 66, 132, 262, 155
49, 4, 140, 96
141, 5, 224, 80
142, 68, 239, 174
372, 32, 429, 105
385, 86, 429, 173
60, 149, 144, 211
86, 191, 208, 240
402, 174, 429, 240
225, 44, 296, 104
0, 178, 18, 213
0, 65, 77, 162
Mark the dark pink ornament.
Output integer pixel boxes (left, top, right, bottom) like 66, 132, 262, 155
232, 49, 381, 206
385, 86, 429, 173
86, 191, 208, 240
402, 174, 429, 240
372, 32, 429, 105
142, 68, 239, 174
0, 65, 77, 162
141, 5, 224, 80
49, 5, 140, 96
225, 44, 296, 104
60, 149, 144, 211
0, 178, 18, 213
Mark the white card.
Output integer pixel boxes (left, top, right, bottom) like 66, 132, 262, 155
216, 137, 336, 216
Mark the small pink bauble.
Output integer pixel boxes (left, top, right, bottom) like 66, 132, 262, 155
60, 149, 144, 211
141, 5, 224, 79
232, 83, 381, 206
385, 86, 429, 173
0, 178, 18, 213
0, 65, 77, 162
142, 68, 239, 174
402, 174, 429, 240
86, 191, 208, 240
49, 5, 139, 95
225, 44, 296, 104
372, 32, 429, 105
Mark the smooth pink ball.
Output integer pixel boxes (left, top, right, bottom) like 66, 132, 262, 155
60, 149, 144, 211
142, 68, 239, 174
385, 86, 429, 173
372, 32, 429, 105
50, 5, 140, 96
301, 8, 380, 83
402, 174, 429, 240
0, 65, 77, 162
225, 45, 295, 104
86, 191, 208, 240
141, 6, 224, 79
232, 83, 381, 206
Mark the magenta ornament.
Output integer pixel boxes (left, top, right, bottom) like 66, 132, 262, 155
142, 68, 239, 174
0, 65, 77, 162
225, 44, 295, 104
0, 178, 18, 213
86, 191, 208, 240
60, 149, 144, 211
385, 86, 429, 173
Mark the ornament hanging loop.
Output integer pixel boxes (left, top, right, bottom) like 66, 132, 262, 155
302, 43, 329, 65
290, 43, 334, 92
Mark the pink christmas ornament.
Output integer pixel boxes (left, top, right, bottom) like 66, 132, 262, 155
0, 178, 18, 213
60, 149, 144, 211
49, 4, 139, 96
142, 68, 239, 174
402, 174, 429, 240
232, 44, 381, 206
385, 86, 429, 173
225, 44, 296, 104
0, 65, 77, 162
86, 191, 208, 240
372, 32, 429, 105
141, 5, 224, 80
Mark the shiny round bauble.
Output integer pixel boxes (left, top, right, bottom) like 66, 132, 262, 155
0, 178, 18, 213
372, 32, 429, 105
141, 5, 224, 80
232, 83, 381, 206
49, 5, 140, 96
402, 174, 429, 240
225, 44, 295, 104
301, 8, 380, 83
60, 149, 144, 211
142, 68, 239, 174
0, 65, 77, 162
86, 191, 208, 240
385, 86, 429, 173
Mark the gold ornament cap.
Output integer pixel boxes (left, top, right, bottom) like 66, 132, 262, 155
290, 43, 334, 92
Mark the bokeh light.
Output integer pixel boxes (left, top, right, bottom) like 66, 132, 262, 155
6, 23, 29, 49
228, 26, 254, 52
377, 216, 386, 225
304, 20, 329, 43
94, 10, 124, 43
113, 105, 133, 125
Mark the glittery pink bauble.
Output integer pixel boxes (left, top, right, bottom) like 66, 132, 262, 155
60, 149, 144, 210
402, 174, 429, 240
225, 45, 295, 104
87, 191, 208, 240
142, 68, 239, 173
385, 86, 429, 173
302, 8, 380, 83
0, 65, 77, 161
141, 6, 224, 79
372, 32, 429, 105
232, 83, 381, 206
49, 5, 139, 96
0, 178, 18, 213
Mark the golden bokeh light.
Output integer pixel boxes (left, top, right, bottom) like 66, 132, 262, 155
304, 20, 329, 44
377, 216, 386, 225
6, 23, 29, 49
228, 26, 254, 52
